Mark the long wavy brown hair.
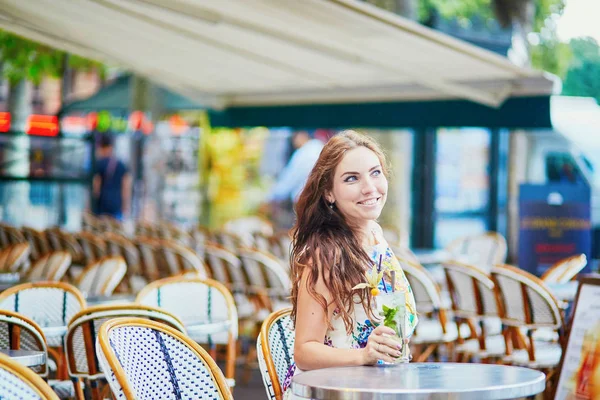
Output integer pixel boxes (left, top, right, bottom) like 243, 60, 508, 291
290, 130, 389, 334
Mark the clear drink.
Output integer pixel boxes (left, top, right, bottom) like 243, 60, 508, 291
375, 290, 410, 364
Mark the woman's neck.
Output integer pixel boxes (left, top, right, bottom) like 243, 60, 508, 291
353, 221, 376, 248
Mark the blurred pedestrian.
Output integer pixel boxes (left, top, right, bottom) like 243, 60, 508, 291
93, 134, 132, 220
262, 130, 324, 228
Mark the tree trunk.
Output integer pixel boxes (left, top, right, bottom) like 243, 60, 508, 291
3, 80, 32, 226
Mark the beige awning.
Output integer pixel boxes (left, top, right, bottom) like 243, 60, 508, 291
0, 0, 556, 109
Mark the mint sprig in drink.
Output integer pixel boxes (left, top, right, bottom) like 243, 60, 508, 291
376, 273, 410, 364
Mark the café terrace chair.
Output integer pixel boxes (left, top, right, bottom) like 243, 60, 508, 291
74, 232, 106, 266
75, 256, 127, 297
445, 232, 507, 270
223, 216, 274, 248
158, 240, 209, 278
0, 243, 31, 274
442, 261, 505, 362
96, 317, 233, 400
257, 308, 294, 400
1, 225, 27, 248
0, 282, 86, 379
491, 265, 564, 396
135, 277, 238, 388
238, 248, 291, 314
21, 227, 51, 262
103, 232, 143, 292
45, 229, 84, 267
27, 251, 72, 282
65, 304, 186, 400
399, 258, 469, 362
0, 309, 49, 378
0, 352, 59, 400
541, 254, 587, 284
204, 244, 255, 320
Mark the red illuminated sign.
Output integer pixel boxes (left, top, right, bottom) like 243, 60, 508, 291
26, 115, 59, 137
0, 112, 10, 132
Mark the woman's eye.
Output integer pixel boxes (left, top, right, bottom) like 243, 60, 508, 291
372, 170, 381, 177
344, 175, 357, 182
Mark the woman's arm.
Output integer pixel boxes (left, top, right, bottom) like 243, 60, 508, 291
294, 262, 401, 370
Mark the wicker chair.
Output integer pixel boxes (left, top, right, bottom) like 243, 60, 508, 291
257, 308, 294, 400
74, 232, 106, 265
135, 277, 238, 387
45, 228, 84, 266
541, 254, 587, 284
27, 251, 72, 282
442, 261, 505, 362
0, 282, 86, 379
65, 304, 186, 400
400, 259, 467, 361
0, 282, 86, 347
21, 227, 51, 262
75, 256, 127, 297
445, 232, 507, 269
103, 232, 142, 292
0, 243, 31, 273
158, 240, 209, 277
0, 352, 58, 400
491, 264, 564, 396
0, 309, 49, 378
238, 248, 291, 313
96, 317, 233, 400
205, 244, 255, 320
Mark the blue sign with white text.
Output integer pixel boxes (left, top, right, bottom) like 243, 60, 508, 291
519, 184, 591, 276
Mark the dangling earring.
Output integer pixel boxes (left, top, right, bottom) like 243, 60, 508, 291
329, 201, 335, 209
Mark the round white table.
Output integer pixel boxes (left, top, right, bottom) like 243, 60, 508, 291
292, 363, 546, 399
0, 350, 46, 367
545, 281, 578, 302
185, 319, 232, 336
86, 294, 137, 306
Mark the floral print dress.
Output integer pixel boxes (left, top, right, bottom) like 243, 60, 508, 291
281, 234, 418, 397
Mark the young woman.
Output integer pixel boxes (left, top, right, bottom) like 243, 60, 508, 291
283, 130, 418, 394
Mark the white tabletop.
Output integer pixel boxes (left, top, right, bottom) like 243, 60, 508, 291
41, 325, 67, 339
185, 319, 232, 336
0, 349, 46, 367
292, 363, 546, 400
545, 281, 579, 302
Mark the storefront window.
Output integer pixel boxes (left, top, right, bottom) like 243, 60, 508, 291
434, 128, 491, 248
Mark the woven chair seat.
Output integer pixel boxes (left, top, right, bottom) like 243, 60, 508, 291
96, 318, 232, 400
412, 318, 472, 344
0, 352, 59, 400
455, 334, 507, 358
522, 327, 559, 343
504, 341, 562, 369
257, 308, 294, 400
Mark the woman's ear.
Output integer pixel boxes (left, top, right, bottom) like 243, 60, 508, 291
324, 192, 334, 204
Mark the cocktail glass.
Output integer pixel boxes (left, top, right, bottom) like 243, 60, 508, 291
376, 289, 410, 364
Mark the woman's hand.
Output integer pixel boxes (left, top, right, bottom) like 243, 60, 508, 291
361, 325, 404, 365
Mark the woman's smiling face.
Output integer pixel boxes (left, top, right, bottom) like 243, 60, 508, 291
327, 146, 388, 227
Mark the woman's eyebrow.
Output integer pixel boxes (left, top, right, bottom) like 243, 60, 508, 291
340, 165, 381, 177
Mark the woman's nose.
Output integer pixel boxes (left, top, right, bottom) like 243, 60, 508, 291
361, 178, 377, 194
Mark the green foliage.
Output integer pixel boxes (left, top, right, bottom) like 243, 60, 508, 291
418, 0, 565, 33
531, 39, 572, 77
0, 29, 103, 84
561, 37, 600, 104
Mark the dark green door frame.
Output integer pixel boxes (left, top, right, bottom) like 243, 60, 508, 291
411, 128, 509, 249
